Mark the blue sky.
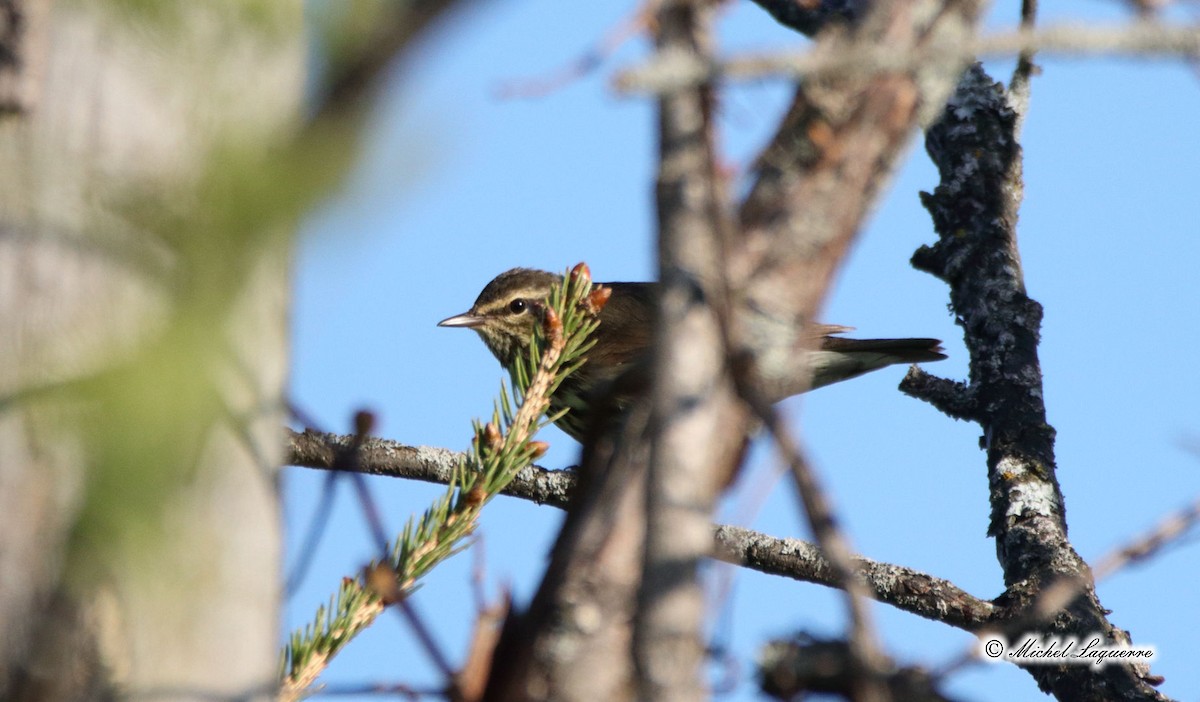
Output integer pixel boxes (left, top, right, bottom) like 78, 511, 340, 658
287, 1, 1200, 699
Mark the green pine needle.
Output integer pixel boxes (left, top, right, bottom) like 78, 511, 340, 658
279, 266, 602, 698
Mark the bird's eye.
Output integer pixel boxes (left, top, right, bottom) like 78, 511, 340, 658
508, 299, 527, 314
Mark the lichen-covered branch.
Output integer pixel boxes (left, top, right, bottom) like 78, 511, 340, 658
904, 63, 1167, 701
287, 428, 576, 508
287, 432, 999, 634
714, 525, 996, 631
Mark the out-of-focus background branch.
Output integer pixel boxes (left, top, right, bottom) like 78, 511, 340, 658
0, 1, 462, 698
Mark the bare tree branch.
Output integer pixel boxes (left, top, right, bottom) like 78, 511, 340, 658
285, 429, 999, 632
713, 526, 997, 631
288, 427, 576, 508
900, 367, 980, 422
1008, 0, 1039, 113
906, 63, 1168, 701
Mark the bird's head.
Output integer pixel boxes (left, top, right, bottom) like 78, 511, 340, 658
438, 268, 560, 367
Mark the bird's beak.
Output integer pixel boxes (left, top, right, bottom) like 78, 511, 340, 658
437, 312, 486, 329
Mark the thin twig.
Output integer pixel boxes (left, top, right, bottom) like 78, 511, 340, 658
741, 390, 892, 700
933, 495, 1197, 684
1035, 494, 1200, 621
286, 471, 342, 595
335, 411, 458, 681
1006, 0, 1037, 233
495, 6, 648, 99
1009, 0, 1039, 104
347, 472, 456, 680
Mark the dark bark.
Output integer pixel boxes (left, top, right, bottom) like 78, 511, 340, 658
747, 0, 860, 36
759, 635, 963, 702
904, 63, 1168, 701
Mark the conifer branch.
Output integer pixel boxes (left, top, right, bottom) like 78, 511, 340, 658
278, 265, 604, 700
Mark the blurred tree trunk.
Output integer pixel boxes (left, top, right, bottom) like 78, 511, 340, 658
0, 1, 303, 699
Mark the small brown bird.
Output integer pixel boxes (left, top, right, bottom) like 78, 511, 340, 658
439, 268, 945, 441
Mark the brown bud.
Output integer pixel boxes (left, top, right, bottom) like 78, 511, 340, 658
569, 262, 592, 286
807, 119, 835, 150
464, 485, 488, 509
353, 409, 376, 437
542, 306, 563, 346
482, 422, 502, 451
364, 563, 402, 605
527, 441, 550, 459
585, 286, 612, 315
